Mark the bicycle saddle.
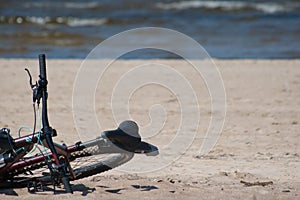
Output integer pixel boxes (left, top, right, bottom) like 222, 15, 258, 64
102, 120, 141, 152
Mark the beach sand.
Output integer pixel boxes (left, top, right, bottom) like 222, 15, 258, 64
0, 59, 299, 199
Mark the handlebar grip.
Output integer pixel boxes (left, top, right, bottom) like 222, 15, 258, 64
39, 54, 47, 80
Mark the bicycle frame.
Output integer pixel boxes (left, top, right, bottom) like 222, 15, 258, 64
3, 134, 112, 178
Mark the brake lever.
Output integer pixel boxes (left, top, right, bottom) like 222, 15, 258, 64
25, 68, 34, 88
25, 68, 42, 104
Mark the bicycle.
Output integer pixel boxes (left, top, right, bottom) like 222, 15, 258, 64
0, 54, 159, 193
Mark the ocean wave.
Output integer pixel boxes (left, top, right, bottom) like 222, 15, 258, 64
64, 17, 107, 27
24, 2, 101, 9
156, 1, 299, 14
0, 16, 107, 27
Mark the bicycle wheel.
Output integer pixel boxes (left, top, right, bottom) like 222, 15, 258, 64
68, 136, 134, 180
71, 152, 134, 180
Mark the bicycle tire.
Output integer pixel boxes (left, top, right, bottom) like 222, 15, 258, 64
72, 152, 134, 180
68, 137, 134, 180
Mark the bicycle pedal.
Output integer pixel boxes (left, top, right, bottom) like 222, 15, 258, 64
27, 181, 45, 193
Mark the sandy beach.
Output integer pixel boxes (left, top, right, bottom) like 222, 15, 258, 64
0, 59, 299, 199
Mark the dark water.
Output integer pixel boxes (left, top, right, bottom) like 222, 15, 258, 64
0, 0, 300, 59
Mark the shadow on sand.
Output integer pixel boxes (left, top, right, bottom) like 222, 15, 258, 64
0, 183, 96, 196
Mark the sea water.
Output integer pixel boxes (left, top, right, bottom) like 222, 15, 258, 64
0, 0, 299, 59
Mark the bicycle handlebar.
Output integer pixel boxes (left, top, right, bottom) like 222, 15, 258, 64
38, 54, 50, 130
38, 54, 47, 80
